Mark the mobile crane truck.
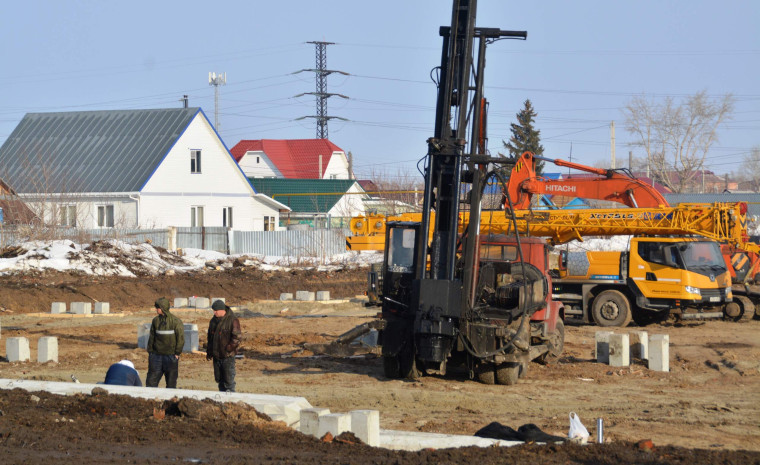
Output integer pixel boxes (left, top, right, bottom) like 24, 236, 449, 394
377, 0, 564, 385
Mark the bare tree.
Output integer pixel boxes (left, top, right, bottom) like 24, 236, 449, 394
623, 90, 734, 193
363, 167, 423, 216
736, 146, 760, 193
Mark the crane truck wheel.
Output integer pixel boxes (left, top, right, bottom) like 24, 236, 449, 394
735, 295, 755, 321
495, 362, 521, 385
398, 344, 421, 380
591, 290, 633, 327
537, 319, 565, 365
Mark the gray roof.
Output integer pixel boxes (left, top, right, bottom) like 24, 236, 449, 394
0, 108, 201, 193
665, 193, 760, 217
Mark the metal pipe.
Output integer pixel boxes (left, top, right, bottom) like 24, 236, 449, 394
596, 418, 604, 444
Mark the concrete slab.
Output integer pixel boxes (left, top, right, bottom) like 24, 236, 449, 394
0, 379, 311, 427
351, 410, 380, 447
609, 333, 630, 367
300, 408, 331, 437
279, 293, 293, 301
295, 291, 315, 302
318, 413, 351, 438
93, 302, 110, 314
379, 429, 522, 451
194, 297, 210, 309
6, 337, 30, 362
174, 297, 188, 308
38, 337, 58, 363
595, 331, 613, 364
51, 302, 66, 314
137, 323, 151, 349
316, 291, 330, 301
71, 302, 92, 315
183, 324, 199, 353
211, 297, 226, 305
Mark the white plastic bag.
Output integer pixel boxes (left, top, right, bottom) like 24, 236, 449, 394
568, 412, 589, 443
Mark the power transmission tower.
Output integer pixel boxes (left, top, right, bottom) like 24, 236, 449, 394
294, 41, 348, 139
208, 72, 227, 133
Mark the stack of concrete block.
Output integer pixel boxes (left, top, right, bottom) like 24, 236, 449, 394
93, 302, 110, 314
38, 337, 58, 363
70, 302, 92, 315
300, 408, 380, 447
6, 337, 30, 362
596, 330, 668, 372
51, 302, 66, 314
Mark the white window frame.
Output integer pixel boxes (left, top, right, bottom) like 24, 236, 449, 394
60, 204, 76, 227
190, 149, 202, 174
97, 205, 115, 228
264, 216, 275, 231
190, 206, 204, 227
222, 207, 233, 228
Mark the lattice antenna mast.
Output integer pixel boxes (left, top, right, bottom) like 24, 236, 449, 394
208, 72, 227, 133
294, 41, 348, 139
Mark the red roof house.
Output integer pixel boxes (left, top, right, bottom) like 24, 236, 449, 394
230, 139, 352, 180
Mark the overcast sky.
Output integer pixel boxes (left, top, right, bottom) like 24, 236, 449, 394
1, 0, 758, 182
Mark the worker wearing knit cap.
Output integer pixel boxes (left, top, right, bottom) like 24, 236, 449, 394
207, 299, 242, 392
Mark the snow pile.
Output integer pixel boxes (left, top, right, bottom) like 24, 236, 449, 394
0, 239, 382, 277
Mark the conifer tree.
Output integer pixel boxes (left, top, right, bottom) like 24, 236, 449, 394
503, 99, 545, 175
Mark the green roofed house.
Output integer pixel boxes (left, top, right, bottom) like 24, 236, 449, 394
0, 108, 289, 230
248, 178, 368, 229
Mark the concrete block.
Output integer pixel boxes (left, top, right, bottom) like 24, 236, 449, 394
351, 410, 380, 447
183, 324, 199, 353
608, 333, 630, 367
211, 297, 225, 305
6, 337, 30, 362
649, 334, 670, 372
137, 323, 151, 349
70, 302, 91, 315
279, 293, 293, 301
295, 291, 315, 302
595, 331, 613, 364
318, 413, 351, 439
630, 331, 648, 360
194, 297, 210, 309
51, 302, 66, 314
93, 302, 110, 314
316, 291, 330, 301
38, 336, 58, 363
174, 297, 188, 308
300, 407, 331, 437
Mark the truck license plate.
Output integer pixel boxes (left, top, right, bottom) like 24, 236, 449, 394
709, 296, 720, 302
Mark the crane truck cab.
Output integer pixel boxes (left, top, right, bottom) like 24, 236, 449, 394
378, 223, 564, 385
552, 237, 733, 326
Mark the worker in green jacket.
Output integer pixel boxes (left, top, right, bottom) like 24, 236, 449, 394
146, 297, 185, 388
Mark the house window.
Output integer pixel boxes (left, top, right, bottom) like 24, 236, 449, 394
330, 174, 338, 179
264, 216, 275, 231
256, 156, 260, 164
97, 205, 115, 228
191, 206, 204, 227
222, 207, 233, 228
191, 150, 202, 173
60, 205, 76, 227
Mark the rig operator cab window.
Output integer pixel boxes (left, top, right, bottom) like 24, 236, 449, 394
387, 226, 417, 274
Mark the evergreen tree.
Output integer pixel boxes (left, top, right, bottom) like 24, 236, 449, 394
503, 99, 545, 175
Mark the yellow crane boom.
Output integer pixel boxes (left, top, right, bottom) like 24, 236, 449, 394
347, 202, 758, 254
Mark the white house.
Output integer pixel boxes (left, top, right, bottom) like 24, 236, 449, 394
0, 108, 289, 230
230, 139, 353, 180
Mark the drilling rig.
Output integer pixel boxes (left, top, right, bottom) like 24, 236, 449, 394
378, 0, 564, 384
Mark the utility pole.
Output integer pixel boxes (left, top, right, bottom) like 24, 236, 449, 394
208, 72, 226, 133
610, 121, 616, 169
294, 41, 348, 139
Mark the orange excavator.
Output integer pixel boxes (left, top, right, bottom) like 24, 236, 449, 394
506, 151, 668, 209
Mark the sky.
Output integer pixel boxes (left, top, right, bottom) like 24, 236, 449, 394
1, 0, 758, 184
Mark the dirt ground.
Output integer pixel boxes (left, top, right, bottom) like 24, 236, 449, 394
0, 268, 759, 464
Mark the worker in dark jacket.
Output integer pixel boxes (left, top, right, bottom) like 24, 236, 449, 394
206, 300, 242, 392
146, 297, 185, 388
104, 359, 142, 387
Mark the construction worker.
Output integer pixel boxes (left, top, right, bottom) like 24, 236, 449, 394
146, 297, 185, 388
206, 300, 242, 392
104, 359, 142, 387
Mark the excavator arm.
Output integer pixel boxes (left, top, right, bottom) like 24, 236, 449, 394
506, 152, 669, 209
